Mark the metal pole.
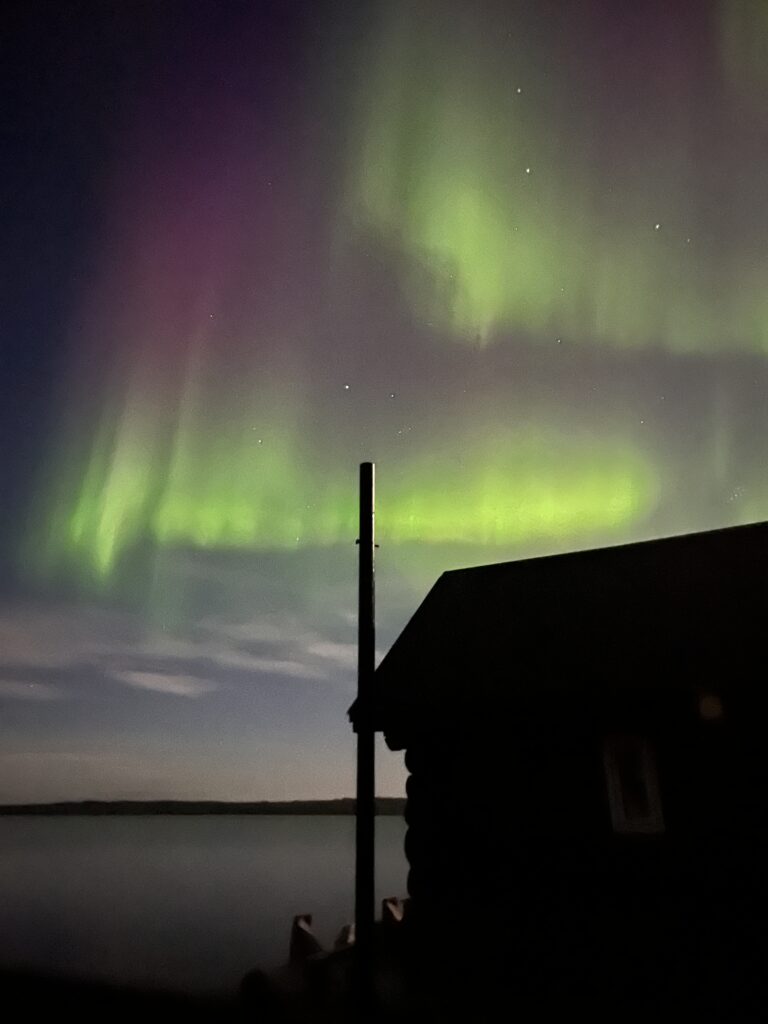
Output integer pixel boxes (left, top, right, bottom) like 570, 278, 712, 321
355, 461, 376, 1003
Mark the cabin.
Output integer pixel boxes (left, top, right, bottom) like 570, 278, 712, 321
351, 521, 768, 1012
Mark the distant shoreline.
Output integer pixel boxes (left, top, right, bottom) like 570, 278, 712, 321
0, 798, 405, 816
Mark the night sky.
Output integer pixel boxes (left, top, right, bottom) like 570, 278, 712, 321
2, 0, 767, 802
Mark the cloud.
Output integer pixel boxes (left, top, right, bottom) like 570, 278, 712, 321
202, 618, 296, 644
211, 650, 329, 679
0, 680, 64, 701
110, 671, 217, 698
129, 619, 341, 681
306, 641, 357, 668
0, 594, 364, 701
0, 602, 135, 669
197, 613, 358, 681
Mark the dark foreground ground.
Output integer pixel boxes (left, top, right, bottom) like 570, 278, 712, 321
6, 927, 768, 1024
0, 971, 239, 1022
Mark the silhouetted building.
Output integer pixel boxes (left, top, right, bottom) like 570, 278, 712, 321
351, 521, 768, 1013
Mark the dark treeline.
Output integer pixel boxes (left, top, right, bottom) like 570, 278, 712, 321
0, 798, 405, 816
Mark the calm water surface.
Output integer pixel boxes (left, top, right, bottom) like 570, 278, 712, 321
0, 815, 407, 995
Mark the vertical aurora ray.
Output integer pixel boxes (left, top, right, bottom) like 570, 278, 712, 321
32, 292, 660, 582
346, 0, 768, 353
36, 390, 659, 582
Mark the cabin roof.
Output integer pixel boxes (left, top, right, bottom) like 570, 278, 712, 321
351, 520, 768, 737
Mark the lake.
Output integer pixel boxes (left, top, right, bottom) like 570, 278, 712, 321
0, 815, 407, 996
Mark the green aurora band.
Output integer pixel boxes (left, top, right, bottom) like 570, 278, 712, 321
36, 409, 658, 583
347, 0, 768, 350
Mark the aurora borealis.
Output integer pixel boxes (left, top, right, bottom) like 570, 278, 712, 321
350, 0, 768, 351
3, 0, 768, 801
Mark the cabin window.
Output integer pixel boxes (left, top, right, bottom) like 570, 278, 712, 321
603, 735, 665, 835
